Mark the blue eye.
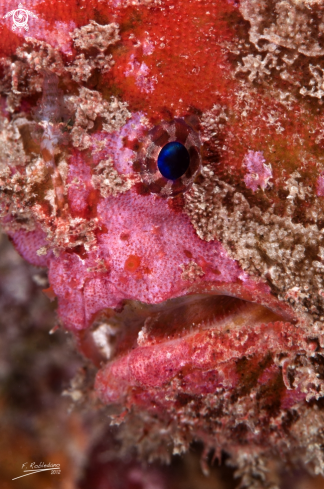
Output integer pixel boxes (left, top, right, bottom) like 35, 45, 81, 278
157, 142, 190, 180
133, 118, 201, 197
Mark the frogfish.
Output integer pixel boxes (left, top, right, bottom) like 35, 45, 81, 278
2, 0, 324, 485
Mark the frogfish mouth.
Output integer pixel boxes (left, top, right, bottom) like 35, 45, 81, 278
2, 0, 324, 480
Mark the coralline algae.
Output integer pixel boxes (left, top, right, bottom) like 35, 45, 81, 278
2, 0, 324, 486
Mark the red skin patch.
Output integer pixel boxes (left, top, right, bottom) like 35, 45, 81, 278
124, 254, 141, 272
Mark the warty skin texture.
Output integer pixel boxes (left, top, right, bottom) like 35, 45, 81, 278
2, 0, 324, 486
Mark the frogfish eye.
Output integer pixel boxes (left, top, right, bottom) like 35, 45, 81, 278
133, 118, 202, 197
157, 142, 190, 180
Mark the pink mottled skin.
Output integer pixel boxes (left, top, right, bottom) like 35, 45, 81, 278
8, 227, 51, 267
96, 320, 303, 404
90, 113, 149, 174
243, 151, 272, 192
68, 152, 93, 215
316, 172, 324, 197
48, 173, 249, 329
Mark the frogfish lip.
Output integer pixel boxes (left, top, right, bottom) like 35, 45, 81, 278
73, 283, 308, 407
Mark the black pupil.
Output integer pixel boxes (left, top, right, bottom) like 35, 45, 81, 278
157, 142, 190, 180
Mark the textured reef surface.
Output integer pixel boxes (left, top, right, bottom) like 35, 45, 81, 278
2, 0, 324, 486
